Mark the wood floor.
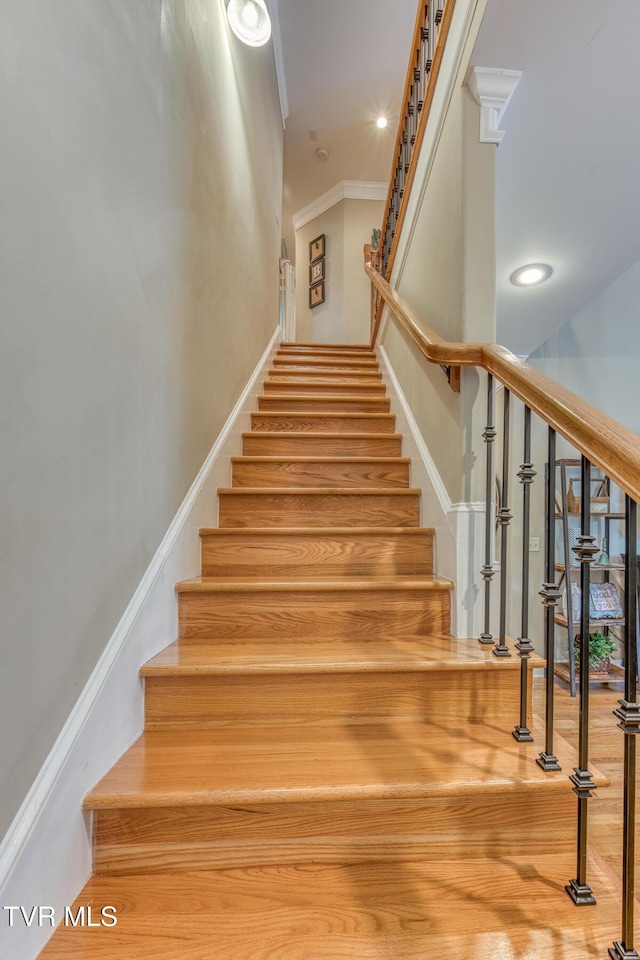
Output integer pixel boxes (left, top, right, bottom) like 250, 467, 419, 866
37, 343, 633, 959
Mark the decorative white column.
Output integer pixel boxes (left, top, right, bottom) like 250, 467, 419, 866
465, 66, 522, 145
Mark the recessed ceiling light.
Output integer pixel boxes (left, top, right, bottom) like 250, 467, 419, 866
226, 0, 271, 47
376, 116, 388, 129
510, 263, 553, 287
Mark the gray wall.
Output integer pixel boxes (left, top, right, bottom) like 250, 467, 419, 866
529, 257, 640, 434
0, 0, 283, 837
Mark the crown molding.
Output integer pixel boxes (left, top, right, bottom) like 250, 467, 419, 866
293, 181, 387, 231
465, 66, 522, 145
268, 0, 289, 125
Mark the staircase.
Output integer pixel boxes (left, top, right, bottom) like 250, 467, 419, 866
40, 342, 625, 958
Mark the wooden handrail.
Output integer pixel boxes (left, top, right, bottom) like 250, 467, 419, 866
381, 0, 456, 281
365, 246, 640, 505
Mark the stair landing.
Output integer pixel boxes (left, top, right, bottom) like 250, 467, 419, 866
38, 851, 624, 959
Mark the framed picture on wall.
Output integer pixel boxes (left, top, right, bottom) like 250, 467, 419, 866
309, 259, 325, 285
309, 281, 325, 308
309, 234, 325, 263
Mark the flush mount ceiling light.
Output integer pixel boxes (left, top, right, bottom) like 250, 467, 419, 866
226, 0, 271, 47
510, 263, 553, 287
376, 116, 388, 129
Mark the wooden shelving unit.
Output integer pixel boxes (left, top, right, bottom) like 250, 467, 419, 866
552, 459, 625, 697
554, 661, 624, 686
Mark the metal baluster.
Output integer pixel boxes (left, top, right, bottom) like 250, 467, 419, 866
560, 463, 577, 697
513, 406, 535, 738
537, 428, 562, 770
610, 497, 640, 958
566, 456, 598, 905
479, 374, 495, 644
494, 389, 512, 658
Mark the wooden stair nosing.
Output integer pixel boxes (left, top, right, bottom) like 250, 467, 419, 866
175, 575, 453, 594
83, 722, 607, 810
141, 636, 535, 676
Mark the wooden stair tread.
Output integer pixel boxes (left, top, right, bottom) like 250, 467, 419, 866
217, 486, 421, 495
258, 393, 388, 401
84, 720, 607, 808
37, 854, 626, 959
231, 456, 410, 464
242, 431, 401, 439
251, 412, 394, 420
199, 525, 433, 535
175, 575, 453, 593
273, 358, 380, 368
142, 637, 538, 675
281, 342, 373, 349
267, 370, 383, 378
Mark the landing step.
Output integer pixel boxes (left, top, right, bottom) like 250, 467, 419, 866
85, 718, 603, 809
37, 853, 625, 958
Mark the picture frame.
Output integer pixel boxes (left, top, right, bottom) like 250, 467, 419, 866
309, 259, 325, 285
309, 234, 325, 263
309, 280, 325, 308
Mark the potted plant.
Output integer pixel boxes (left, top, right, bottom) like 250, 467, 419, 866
573, 630, 617, 674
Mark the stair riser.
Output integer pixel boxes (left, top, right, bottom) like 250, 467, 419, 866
257, 397, 391, 414
281, 342, 372, 350
272, 358, 379, 370
268, 370, 383, 381
231, 460, 410, 489
217, 492, 421, 528
250, 414, 396, 434
242, 434, 403, 457
144, 667, 527, 728
92, 791, 573, 874
278, 347, 374, 357
200, 530, 433, 578
178, 588, 449, 640
262, 381, 387, 396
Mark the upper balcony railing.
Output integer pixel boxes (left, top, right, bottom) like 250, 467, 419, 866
380, 0, 454, 279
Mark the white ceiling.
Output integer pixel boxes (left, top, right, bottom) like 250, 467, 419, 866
472, 0, 640, 356
275, 0, 417, 257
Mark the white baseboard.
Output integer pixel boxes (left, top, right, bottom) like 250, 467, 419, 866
378, 345, 485, 638
0, 327, 280, 960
